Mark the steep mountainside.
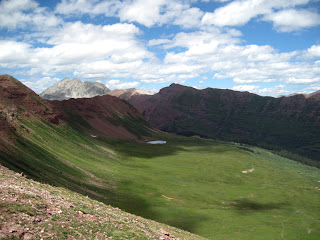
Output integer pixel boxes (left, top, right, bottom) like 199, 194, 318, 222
40, 78, 110, 100
109, 88, 153, 101
0, 75, 152, 143
52, 94, 153, 139
128, 84, 320, 164
0, 75, 62, 137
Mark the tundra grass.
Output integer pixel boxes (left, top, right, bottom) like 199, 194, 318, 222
1, 119, 320, 239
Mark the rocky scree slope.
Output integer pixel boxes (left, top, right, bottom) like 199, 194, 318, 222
40, 78, 110, 100
128, 84, 320, 163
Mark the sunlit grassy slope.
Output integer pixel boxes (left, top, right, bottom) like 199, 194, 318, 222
1, 119, 320, 239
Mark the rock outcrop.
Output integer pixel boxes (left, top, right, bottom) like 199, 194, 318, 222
40, 78, 110, 100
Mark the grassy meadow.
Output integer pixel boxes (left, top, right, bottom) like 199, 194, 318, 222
1, 119, 320, 239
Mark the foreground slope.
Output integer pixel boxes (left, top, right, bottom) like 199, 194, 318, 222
0, 165, 202, 240
128, 84, 320, 164
1, 75, 320, 239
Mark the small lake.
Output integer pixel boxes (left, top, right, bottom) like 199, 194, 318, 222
146, 140, 166, 144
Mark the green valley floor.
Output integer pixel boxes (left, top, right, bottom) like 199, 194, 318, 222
1, 119, 320, 239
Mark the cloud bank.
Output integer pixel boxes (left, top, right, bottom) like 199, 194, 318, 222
0, 0, 319, 96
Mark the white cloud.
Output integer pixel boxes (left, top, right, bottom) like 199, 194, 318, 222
119, 0, 165, 27
0, 0, 37, 12
201, 0, 231, 2
0, 0, 319, 95
257, 85, 289, 96
160, 64, 203, 75
232, 84, 290, 96
163, 28, 240, 58
205, 0, 231, 2
0, 40, 31, 67
263, 9, 320, 32
0, 0, 62, 30
158, 27, 319, 88
286, 77, 320, 84
106, 79, 140, 89
307, 45, 320, 58
148, 39, 172, 47
232, 84, 259, 91
22, 76, 60, 93
47, 22, 140, 45
55, 0, 122, 16
303, 83, 320, 92
202, 0, 266, 27
173, 7, 204, 28
119, 0, 205, 28
0, 20, 154, 87
201, 0, 311, 28
56, 0, 203, 28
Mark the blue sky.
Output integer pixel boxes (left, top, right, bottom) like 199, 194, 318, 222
0, 0, 319, 96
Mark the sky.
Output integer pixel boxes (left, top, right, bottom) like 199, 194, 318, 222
0, 0, 319, 97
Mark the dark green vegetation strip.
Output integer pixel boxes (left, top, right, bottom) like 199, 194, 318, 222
28, 94, 49, 111
1, 119, 320, 239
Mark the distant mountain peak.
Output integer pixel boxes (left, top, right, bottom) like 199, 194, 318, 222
40, 78, 110, 100
108, 88, 154, 100
308, 90, 320, 97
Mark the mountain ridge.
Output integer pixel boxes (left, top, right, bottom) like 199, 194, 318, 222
0, 75, 152, 142
128, 83, 320, 164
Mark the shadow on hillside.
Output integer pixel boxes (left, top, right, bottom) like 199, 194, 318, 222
0, 143, 167, 231
109, 188, 208, 234
99, 135, 235, 159
232, 199, 288, 214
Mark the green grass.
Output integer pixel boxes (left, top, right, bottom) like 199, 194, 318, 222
0, 165, 202, 240
103, 136, 320, 239
1, 119, 320, 239
0, 202, 36, 216
28, 94, 49, 111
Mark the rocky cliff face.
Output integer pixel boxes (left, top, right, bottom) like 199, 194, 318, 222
40, 78, 110, 100
128, 84, 320, 161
